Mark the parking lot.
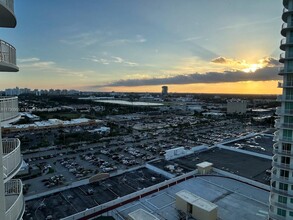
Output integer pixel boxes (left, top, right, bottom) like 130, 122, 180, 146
224, 134, 274, 156
23, 168, 167, 220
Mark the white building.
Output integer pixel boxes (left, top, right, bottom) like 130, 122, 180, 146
0, 1, 25, 219
270, 0, 293, 219
227, 100, 247, 114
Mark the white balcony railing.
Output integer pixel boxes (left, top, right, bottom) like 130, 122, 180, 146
0, 96, 19, 123
0, 0, 14, 13
5, 179, 24, 220
273, 143, 293, 156
2, 138, 21, 181
0, 40, 17, 66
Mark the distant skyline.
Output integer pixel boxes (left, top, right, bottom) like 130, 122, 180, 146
0, 0, 283, 94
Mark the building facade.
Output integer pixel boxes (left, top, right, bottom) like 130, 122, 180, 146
0, 0, 25, 220
270, 0, 293, 219
226, 100, 247, 114
162, 86, 168, 97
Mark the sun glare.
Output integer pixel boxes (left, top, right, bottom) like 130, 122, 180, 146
242, 64, 263, 73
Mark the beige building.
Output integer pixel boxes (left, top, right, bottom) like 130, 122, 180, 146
196, 161, 213, 175
176, 190, 218, 220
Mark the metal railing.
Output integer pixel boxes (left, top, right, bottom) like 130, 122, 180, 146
5, 179, 24, 220
2, 138, 21, 180
0, 0, 14, 13
0, 40, 16, 66
0, 96, 19, 122
271, 172, 291, 183
273, 143, 293, 156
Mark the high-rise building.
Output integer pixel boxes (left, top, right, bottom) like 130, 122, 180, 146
270, 0, 293, 219
162, 86, 168, 97
0, 1, 25, 220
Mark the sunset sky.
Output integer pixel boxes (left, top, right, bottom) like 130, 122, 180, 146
0, 0, 283, 94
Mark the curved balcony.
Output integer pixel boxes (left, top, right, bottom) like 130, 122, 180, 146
275, 119, 293, 130
283, 0, 289, 8
0, 40, 18, 72
281, 23, 293, 37
271, 172, 292, 184
283, 7, 293, 23
279, 67, 285, 75
280, 38, 293, 51
0, 96, 20, 124
2, 138, 22, 182
278, 67, 293, 75
270, 193, 293, 210
271, 184, 293, 197
273, 130, 280, 141
273, 143, 293, 156
280, 53, 286, 63
279, 52, 293, 63
0, 0, 16, 28
5, 179, 24, 220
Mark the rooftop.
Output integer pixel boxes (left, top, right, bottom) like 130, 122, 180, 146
176, 190, 218, 211
110, 175, 269, 220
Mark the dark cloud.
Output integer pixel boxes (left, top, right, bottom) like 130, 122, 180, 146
261, 57, 280, 67
100, 67, 280, 87
211, 57, 229, 64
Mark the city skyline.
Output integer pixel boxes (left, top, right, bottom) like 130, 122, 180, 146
0, 0, 283, 94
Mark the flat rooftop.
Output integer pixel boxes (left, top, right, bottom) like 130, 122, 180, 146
153, 147, 271, 184
23, 168, 167, 220
224, 134, 274, 156
109, 175, 269, 220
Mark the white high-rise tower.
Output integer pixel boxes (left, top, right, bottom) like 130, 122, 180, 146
0, 0, 25, 219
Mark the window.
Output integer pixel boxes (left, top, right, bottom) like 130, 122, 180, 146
278, 195, 288, 204
283, 129, 293, 140
289, 47, 293, 58
280, 169, 289, 178
282, 143, 292, 152
281, 156, 291, 165
285, 102, 293, 111
287, 60, 293, 72
280, 183, 288, 191
291, 198, 293, 203
290, 211, 293, 217
284, 116, 293, 124
277, 208, 286, 217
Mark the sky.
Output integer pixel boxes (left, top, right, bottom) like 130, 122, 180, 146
0, 0, 284, 94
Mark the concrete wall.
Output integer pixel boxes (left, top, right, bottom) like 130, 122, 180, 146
145, 163, 175, 179
61, 171, 197, 220
213, 168, 270, 191
192, 205, 217, 220
175, 195, 188, 213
